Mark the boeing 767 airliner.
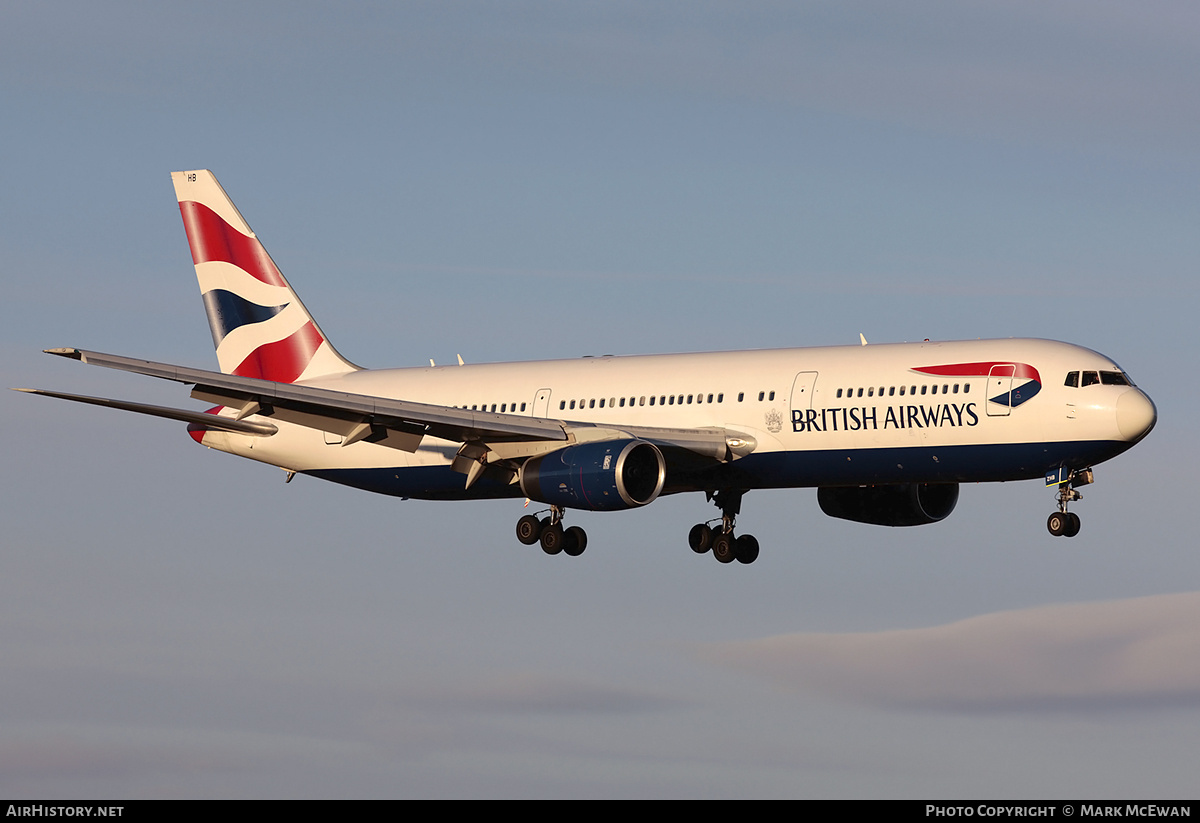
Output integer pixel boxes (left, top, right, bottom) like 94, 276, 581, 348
17, 170, 1158, 564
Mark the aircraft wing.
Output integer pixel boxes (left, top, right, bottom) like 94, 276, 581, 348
37, 348, 747, 466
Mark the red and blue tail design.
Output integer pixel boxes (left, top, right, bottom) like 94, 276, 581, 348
912, 361, 1042, 407
171, 170, 358, 382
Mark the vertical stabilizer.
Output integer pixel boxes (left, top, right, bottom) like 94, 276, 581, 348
171, 170, 359, 382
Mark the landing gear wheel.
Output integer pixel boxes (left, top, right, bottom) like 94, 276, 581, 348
516, 515, 542, 545
712, 532, 737, 564
688, 523, 714, 554
698, 489, 757, 565
734, 534, 759, 565
563, 526, 587, 556
1047, 468, 1093, 538
540, 523, 564, 555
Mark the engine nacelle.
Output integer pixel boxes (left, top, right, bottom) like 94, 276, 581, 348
519, 439, 666, 511
817, 483, 959, 526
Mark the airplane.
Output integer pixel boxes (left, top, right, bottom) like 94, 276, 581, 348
17, 170, 1158, 564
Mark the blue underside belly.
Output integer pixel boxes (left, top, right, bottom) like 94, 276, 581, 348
304, 439, 1129, 500
305, 465, 525, 500
718, 439, 1129, 489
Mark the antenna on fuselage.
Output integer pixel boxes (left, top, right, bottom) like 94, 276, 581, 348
859, 333, 869, 346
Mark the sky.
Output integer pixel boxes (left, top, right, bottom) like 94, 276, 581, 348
2, 0, 1198, 798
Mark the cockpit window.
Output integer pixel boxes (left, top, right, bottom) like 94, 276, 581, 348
1067, 369, 1134, 388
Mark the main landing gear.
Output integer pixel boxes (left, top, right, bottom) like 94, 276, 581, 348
516, 505, 587, 557
1047, 468, 1093, 538
687, 489, 759, 565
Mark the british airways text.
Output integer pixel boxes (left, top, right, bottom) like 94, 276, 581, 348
792, 402, 980, 433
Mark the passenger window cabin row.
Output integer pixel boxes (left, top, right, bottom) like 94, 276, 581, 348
556, 389, 774, 411
835, 383, 969, 399
452, 389, 782, 414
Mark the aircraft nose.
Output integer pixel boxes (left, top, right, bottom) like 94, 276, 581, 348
1116, 389, 1157, 442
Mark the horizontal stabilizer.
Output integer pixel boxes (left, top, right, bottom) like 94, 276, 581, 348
13, 388, 278, 435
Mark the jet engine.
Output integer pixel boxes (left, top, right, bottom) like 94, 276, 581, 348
519, 439, 666, 511
817, 483, 959, 526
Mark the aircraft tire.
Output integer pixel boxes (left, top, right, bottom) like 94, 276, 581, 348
516, 515, 542, 545
564, 526, 587, 556
734, 534, 759, 564
689, 523, 713, 554
540, 523, 564, 555
1064, 512, 1081, 538
712, 532, 736, 564
1047, 512, 1067, 536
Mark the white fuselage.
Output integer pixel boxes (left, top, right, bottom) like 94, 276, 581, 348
195, 337, 1155, 501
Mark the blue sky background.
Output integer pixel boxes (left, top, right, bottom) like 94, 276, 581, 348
2, 1, 1198, 798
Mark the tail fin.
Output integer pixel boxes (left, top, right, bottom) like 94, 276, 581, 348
171, 170, 358, 382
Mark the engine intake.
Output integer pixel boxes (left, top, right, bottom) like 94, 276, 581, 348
817, 483, 959, 526
519, 440, 666, 511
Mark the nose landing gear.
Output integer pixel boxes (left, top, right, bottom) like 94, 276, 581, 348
1047, 468, 1092, 538
1047, 510, 1080, 537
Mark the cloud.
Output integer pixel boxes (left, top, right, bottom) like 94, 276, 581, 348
704, 592, 1200, 713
